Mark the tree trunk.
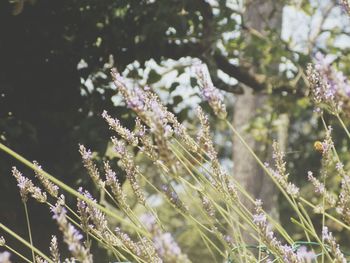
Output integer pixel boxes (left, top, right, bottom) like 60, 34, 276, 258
233, 0, 285, 237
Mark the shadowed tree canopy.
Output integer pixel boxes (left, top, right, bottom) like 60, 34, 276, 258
0, 0, 293, 180
0, 0, 314, 171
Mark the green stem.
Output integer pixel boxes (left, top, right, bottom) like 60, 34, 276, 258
0, 223, 53, 263
0, 142, 148, 237
23, 202, 35, 263
4, 244, 32, 263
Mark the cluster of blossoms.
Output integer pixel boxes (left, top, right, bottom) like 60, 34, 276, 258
51, 198, 93, 263
33, 161, 59, 198
252, 200, 302, 262
193, 61, 227, 119
77, 189, 111, 239
341, 0, 350, 14
114, 227, 162, 262
265, 142, 299, 198
112, 138, 146, 205
7, 51, 350, 263
336, 175, 350, 224
103, 160, 129, 210
0, 251, 11, 263
306, 52, 350, 114
307, 171, 337, 211
110, 69, 197, 153
0, 237, 11, 263
139, 213, 190, 263
0, 236, 5, 246
79, 144, 104, 187
76, 187, 159, 262
12, 167, 47, 203
102, 110, 139, 146
322, 227, 347, 263
196, 106, 235, 196
295, 246, 316, 263
50, 235, 60, 263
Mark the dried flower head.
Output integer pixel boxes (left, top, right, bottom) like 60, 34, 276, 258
307, 53, 350, 114
102, 110, 138, 146
336, 175, 350, 224
267, 142, 300, 198
0, 236, 5, 246
79, 145, 104, 188
112, 138, 146, 204
33, 161, 59, 198
253, 200, 300, 262
322, 227, 346, 262
35, 256, 48, 263
51, 201, 93, 263
104, 161, 128, 209
12, 167, 47, 203
307, 171, 336, 209
50, 235, 61, 263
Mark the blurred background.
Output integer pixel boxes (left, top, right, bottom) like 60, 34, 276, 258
1, 0, 350, 261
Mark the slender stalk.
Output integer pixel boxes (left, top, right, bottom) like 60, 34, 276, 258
0, 223, 53, 263
23, 202, 35, 263
0, 142, 148, 236
4, 244, 32, 263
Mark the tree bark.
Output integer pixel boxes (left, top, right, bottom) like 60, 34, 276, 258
233, 0, 285, 239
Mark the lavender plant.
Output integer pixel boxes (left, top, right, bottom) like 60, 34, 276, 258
2, 12, 350, 263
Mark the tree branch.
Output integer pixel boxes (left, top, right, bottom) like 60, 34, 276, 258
213, 52, 265, 91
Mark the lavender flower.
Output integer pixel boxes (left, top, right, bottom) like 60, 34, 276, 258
111, 138, 146, 205
307, 171, 336, 208
0, 236, 5, 246
139, 213, 157, 232
194, 61, 227, 118
79, 145, 103, 188
104, 161, 128, 209
267, 142, 300, 198
12, 167, 47, 203
102, 110, 138, 146
196, 106, 217, 161
76, 194, 92, 233
336, 175, 350, 224
336, 162, 344, 172
153, 232, 181, 257
253, 200, 301, 262
114, 227, 142, 257
0, 251, 12, 263
33, 161, 59, 198
139, 213, 189, 263
196, 106, 230, 191
307, 52, 350, 114
322, 227, 346, 263
341, 0, 350, 15
110, 67, 198, 160
50, 235, 61, 263
78, 188, 108, 233
296, 246, 316, 263
134, 118, 160, 162
35, 256, 49, 263
51, 201, 93, 263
